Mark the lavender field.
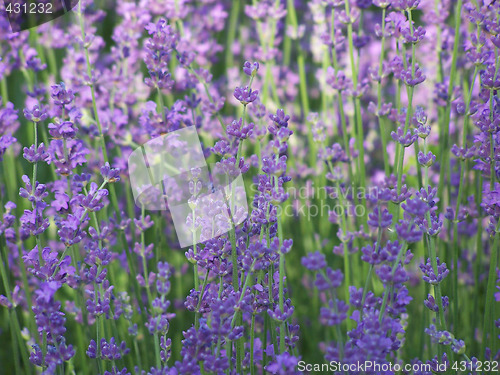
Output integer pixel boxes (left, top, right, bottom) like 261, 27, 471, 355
0, 0, 499, 374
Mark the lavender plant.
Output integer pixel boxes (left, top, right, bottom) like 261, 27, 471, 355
0, 0, 499, 374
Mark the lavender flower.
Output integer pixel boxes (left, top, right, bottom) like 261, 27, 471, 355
233, 86, 259, 105
0, 1, 497, 373
420, 258, 450, 284
243, 61, 260, 77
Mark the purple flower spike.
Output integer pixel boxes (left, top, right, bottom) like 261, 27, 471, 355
268, 299, 294, 323
315, 267, 343, 290
391, 126, 418, 147
48, 121, 78, 139
402, 64, 426, 86
0, 135, 17, 161
86, 340, 97, 359
420, 257, 450, 284
243, 61, 260, 77
265, 352, 299, 375
319, 299, 349, 326
77, 182, 109, 213
424, 294, 449, 312
101, 162, 121, 183
227, 118, 255, 139
51, 83, 75, 106
451, 339, 466, 355
100, 337, 130, 361
318, 144, 348, 163
418, 151, 436, 166
269, 109, 290, 128
23, 143, 49, 163
395, 219, 423, 242
368, 207, 393, 228
24, 104, 49, 123
233, 86, 259, 105
326, 67, 352, 91
402, 197, 430, 218
481, 183, 500, 219
301, 251, 327, 271
262, 155, 288, 176
393, 0, 420, 10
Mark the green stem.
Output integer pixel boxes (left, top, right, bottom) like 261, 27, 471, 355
450, 65, 478, 337
326, 160, 353, 330
482, 219, 500, 358
225, 0, 240, 70
0, 236, 31, 373
77, 2, 121, 221
378, 241, 408, 322
250, 313, 256, 375
427, 235, 453, 363
344, 0, 368, 227
361, 219, 384, 306
437, 0, 463, 203
154, 332, 161, 369
376, 39, 390, 175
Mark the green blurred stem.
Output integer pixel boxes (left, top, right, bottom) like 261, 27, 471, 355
225, 0, 240, 70
1, 77, 8, 101
344, 0, 368, 226
0, 236, 31, 373
231, 110, 248, 369
489, 46, 499, 186
326, 160, 352, 330
260, 0, 281, 106
287, 0, 313, 162
378, 241, 408, 322
396, 9, 416, 215
437, 0, 463, 202
231, 263, 256, 327
277, 218, 286, 353
77, 2, 121, 219
482, 202, 500, 358
375, 7, 389, 175
140, 205, 153, 305
426, 230, 452, 362
31, 120, 44, 264
185, 64, 226, 130
250, 313, 256, 375
329, 10, 357, 210
451, 65, 478, 336
361, 215, 383, 306
79, 5, 146, 334
481, 43, 499, 359
318, 267, 344, 359
154, 333, 162, 370
394, 87, 413, 223
96, 316, 102, 374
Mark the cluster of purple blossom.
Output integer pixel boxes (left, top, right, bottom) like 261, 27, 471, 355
0, 0, 499, 374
